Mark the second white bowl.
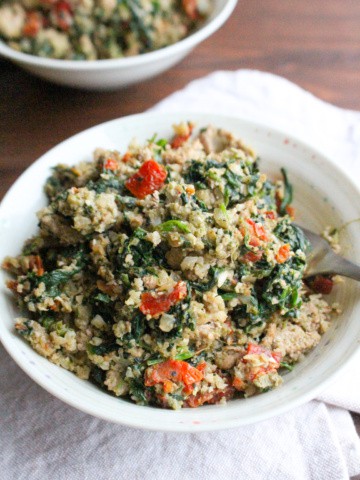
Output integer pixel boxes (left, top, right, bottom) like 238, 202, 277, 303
0, 0, 237, 90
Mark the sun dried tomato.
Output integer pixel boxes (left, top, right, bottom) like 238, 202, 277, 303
125, 159, 167, 199
246, 343, 281, 362
185, 386, 235, 408
23, 11, 43, 37
265, 210, 277, 220
308, 275, 334, 295
51, 1, 73, 31
139, 281, 187, 317
244, 344, 282, 381
103, 158, 118, 171
246, 218, 268, 241
171, 122, 194, 149
122, 152, 132, 163
242, 251, 263, 263
29, 255, 44, 276
145, 359, 203, 389
182, 0, 200, 20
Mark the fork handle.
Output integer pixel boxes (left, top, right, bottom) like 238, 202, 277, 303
306, 251, 360, 281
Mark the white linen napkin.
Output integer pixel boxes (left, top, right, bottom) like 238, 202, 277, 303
1, 70, 360, 480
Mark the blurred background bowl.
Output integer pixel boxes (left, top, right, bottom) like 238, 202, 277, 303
0, 0, 237, 90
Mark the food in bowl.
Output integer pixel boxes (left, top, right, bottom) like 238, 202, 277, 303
0, 0, 212, 60
2, 122, 338, 409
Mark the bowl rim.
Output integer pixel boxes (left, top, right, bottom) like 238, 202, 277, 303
0, 0, 237, 70
1, 111, 360, 432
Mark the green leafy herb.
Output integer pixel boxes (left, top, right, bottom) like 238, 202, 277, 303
174, 350, 194, 361
157, 220, 191, 233
274, 220, 309, 253
40, 268, 81, 297
16, 320, 33, 336
280, 361, 295, 371
94, 292, 112, 304
219, 292, 238, 301
146, 356, 163, 366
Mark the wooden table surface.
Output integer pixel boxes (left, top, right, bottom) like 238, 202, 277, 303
0, 0, 359, 468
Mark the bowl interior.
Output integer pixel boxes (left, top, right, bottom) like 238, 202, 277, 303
1, 113, 359, 431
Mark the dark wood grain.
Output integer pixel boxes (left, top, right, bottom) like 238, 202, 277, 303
0, 0, 359, 469
2, 0, 360, 201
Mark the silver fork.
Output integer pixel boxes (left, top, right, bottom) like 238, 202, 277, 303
299, 225, 360, 281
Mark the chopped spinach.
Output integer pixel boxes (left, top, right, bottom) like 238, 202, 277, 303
189, 266, 223, 292
184, 160, 207, 189
40, 268, 81, 297
278, 168, 293, 215
16, 320, 33, 336
128, 377, 148, 404
87, 176, 124, 194
90, 366, 106, 387
121, 311, 147, 346
219, 292, 239, 301
116, 227, 165, 275
93, 292, 112, 304
87, 342, 118, 355
274, 220, 310, 253
261, 262, 304, 316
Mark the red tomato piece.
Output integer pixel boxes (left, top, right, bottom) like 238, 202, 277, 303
23, 11, 43, 37
275, 192, 295, 218
286, 205, 295, 218
122, 152, 132, 163
171, 135, 188, 149
196, 362, 207, 373
171, 123, 194, 149
246, 218, 268, 241
249, 237, 261, 247
242, 251, 263, 263
140, 281, 187, 317
185, 386, 235, 408
246, 344, 269, 356
265, 210, 276, 220
6, 280, 18, 293
163, 380, 173, 393
29, 255, 44, 276
245, 343, 282, 365
125, 159, 167, 199
309, 275, 334, 295
232, 377, 245, 391
275, 244, 291, 264
242, 219, 268, 251
245, 344, 282, 382
182, 0, 200, 20
145, 359, 203, 389
104, 158, 118, 171
51, 1, 73, 31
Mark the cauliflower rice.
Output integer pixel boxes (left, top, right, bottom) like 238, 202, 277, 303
3, 122, 337, 409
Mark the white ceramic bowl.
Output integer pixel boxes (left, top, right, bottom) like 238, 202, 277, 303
1, 112, 360, 432
0, 0, 237, 90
